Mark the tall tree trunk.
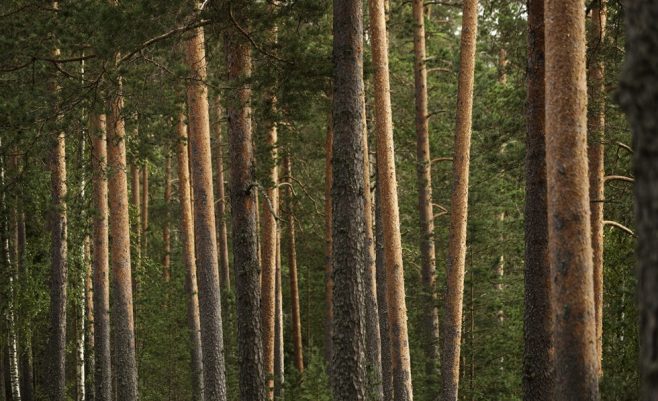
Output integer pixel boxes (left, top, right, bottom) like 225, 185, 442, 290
130, 163, 141, 273
441, 0, 477, 399
91, 114, 112, 401
176, 114, 205, 401
16, 197, 32, 401
588, 0, 607, 377
545, 0, 599, 398
323, 112, 334, 371
141, 165, 149, 259
618, 2, 658, 400
184, 17, 228, 401
163, 153, 172, 281
368, 0, 413, 399
107, 75, 139, 401
331, 0, 368, 399
412, 0, 440, 386
260, 101, 279, 401
283, 155, 304, 373
274, 229, 284, 400
76, 139, 89, 401
85, 237, 94, 401
222, 8, 267, 401
213, 98, 230, 291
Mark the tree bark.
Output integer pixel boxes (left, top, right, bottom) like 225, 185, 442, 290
163, 153, 172, 281
176, 114, 205, 401
331, 0, 369, 398
412, 0, 440, 388
587, 0, 607, 376
130, 163, 141, 273
213, 98, 230, 291
274, 228, 284, 400
284, 155, 304, 373
323, 112, 334, 371
107, 76, 139, 401
618, 2, 658, 399
223, 9, 267, 401
76, 138, 89, 401
91, 114, 112, 401
545, 0, 600, 398
141, 165, 149, 259
441, 0, 477, 399
184, 19, 228, 401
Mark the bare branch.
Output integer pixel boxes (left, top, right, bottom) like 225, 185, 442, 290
604, 175, 634, 184
603, 220, 635, 237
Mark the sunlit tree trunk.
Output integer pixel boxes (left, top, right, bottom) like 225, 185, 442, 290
274, 228, 284, 400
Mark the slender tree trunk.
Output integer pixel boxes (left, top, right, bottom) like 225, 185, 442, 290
107, 76, 139, 401
441, 0, 477, 399
588, 0, 607, 377
85, 237, 94, 401
284, 155, 304, 373
176, 114, 205, 401
213, 98, 230, 291
222, 9, 267, 401
545, 0, 600, 398
411, 0, 440, 386
323, 112, 334, 371
184, 18, 228, 401
368, 0, 413, 399
618, 1, 658, 400
163, 153, 172, 281
76, 138, 89, 401
91, 114, 112, 401
274, 229, 284, 400
16, 198, 32, 401
130, 163, 141, 273
141, 165, 149, 259
260, 101, 279, 401
331, 0, 368, 398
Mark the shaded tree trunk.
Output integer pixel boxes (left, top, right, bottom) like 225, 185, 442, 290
176, 114, 205, 401
91, 114, 112, 401
184, 18, 228, 401
545, 0, 600, 398
213, 98, 230, 291
331, 0, 368, 399
141, 165, 149, 259
323, 111, 334, 371
163, 153, 172, 281
130, 163, 141, 273
441, 0, 478, 399
107, 76, 139, 401
222, 8, 267, 401
618, 2, 658, 399
411, 0, 440, 386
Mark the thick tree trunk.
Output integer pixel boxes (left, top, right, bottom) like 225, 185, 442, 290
368, 1, 414, 400
176, 115, 206, 401
223, 12, 267, 401
411, 1, 440, 386
260, 104, 279, 400
91, 114, 112, 401
284, 155, 304, 373
587, 0, 607, 376
618, 2, 658, 399
441, 0, 477, 399
213, 99, 230, 291
184, 21, 228, 401
323, 112, 334, 371
545, 0, 600, 398
107, 77, 139, 401
331, 0, 369, 399
163, 153, 172, 281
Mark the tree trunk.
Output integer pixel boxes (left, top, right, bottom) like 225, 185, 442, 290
91, 114, 112, 401
85, 236, 94, 401
141, 165, 149, 259
222, 10, 267, 401
545, 0, 600, 398
331, 0, 369, 398
76, 138, 89, 401
274, 228, 284, 400
411, 0, 440, 388
184, 19, 228, 401
587, 0, 607, 377
213, 98, 230, 291
284, 155, 304, 373
368, 0, 414, 400
176, 114, 205, 401
163, 153, 172, 281
107, 76, 139, 401
441, 0, 477, 399
260, 101, 279, 401
323, 111, 334, 371
617, 2, 658, 399
16, 198, 32, 401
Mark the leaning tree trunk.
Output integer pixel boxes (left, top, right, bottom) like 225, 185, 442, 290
618, 1, 658, 400
545, 0, 600, 398
587, 0, 607, 376
331, 0, 369, 399
107, 75, 139, 401
176, 114, 206, 401
184, 17, 228, 401
91, 114, 112, 401
368, 1, 414, 400
411, 0, 440, 384
222, 8, 267, 401
213, 98, 231, 291
441, 0, 477, 399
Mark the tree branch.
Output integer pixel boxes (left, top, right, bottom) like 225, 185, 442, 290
604, 175, 634, 184
603, 220, 635, 237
